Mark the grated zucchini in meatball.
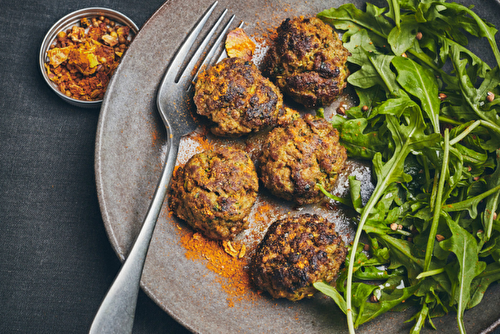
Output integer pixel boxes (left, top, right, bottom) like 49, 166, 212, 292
169, 147, 258, 240
263, 16, 350, 108
194, 57, 287, 137
251, 214, 347, 301
259, 113, 347, 205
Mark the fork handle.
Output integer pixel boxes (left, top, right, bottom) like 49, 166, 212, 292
89, 137, 180, 334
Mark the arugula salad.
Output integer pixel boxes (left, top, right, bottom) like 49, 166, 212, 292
313, 1, 500, 333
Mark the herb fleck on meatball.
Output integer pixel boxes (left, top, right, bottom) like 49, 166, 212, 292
251, 214, 347, 301
169, 147, 258, 240
194, 57, 286, 137
259, 113, 347, 205
263, 17, 350, 108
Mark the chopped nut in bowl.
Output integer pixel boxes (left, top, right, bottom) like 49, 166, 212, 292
39, 8, 139, 108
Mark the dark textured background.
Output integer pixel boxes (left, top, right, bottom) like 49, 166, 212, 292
0, 0, 499, 333
0, 0, 189, 332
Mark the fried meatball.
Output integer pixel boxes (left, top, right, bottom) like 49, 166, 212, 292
169, 147, 258, 240
251, 214, 347, 301
194, 57, 285, 137
259, 113, 347, 205
263, 17, 350, 108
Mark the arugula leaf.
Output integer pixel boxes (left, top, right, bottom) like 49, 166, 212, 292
355, 277, 420, 326
333, 117, 387, 159
392, 56, 441, 133
316, 2, 500, 333
349, 175, 363, 213
313, 282, 347, 314
420, 26, 491, 77
468, 262, 500, 309
347, 50, 399, 95
433, 2, 500, 67
408, 301, 429, 334
317, 3, 393, 42
387, 15, 418, 56
442, 183, 500, 218
484, 149, 500, 239
450, 47, 500, 131
369, 95, 420, 119
439, 215, 487, 333
346, 85, 387, 119
345, 112, 440, 332
385, 0, 401, 29
343, 29, 377, 66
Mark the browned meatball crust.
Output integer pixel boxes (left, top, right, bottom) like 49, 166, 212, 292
251, 214, 347, 301
259, 113, 347, 205
194, 57, 285, 137
263, 17, 350, 108
169, 147, 258, 240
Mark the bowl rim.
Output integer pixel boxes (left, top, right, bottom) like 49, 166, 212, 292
39, 7, 139, 108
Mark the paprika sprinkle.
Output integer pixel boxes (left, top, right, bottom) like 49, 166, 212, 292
180, 231, 259, 306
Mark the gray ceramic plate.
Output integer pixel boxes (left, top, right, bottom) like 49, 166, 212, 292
95, 0, 500, 333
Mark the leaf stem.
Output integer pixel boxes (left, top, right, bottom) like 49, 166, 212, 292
444, 146, 464, 201
477, 267, 500, 278
439, 116, 462, 126
422, 156, 431, 193
346, 142, 410, 334
429, 171, 439, 212
424, 129, 449, 271
484, 191, 499, 240
478, 119, 500, 136
317, 183, 353, 207
376, 233, 424, 266
442, 184, 500, 213
449, 119, 500, 146
449, 120, 482, 146
416, 268, 445, 279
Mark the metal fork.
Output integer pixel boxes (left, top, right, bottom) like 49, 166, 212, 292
89, 2, 235, 333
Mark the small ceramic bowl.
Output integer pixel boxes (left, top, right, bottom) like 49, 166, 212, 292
39, 8, 139, 108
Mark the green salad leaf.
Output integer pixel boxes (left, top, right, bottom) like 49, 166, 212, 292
392, 56, 440, 133
316, 1, 500, 333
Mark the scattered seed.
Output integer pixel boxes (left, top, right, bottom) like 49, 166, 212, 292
390, 223, 398, 231
494, 212, 497, 220
336, 106, 346, 115
238, 244, 246, 258
370, 295, 379, 303
439, 93, 447, 101
416, 32, 423, 40
401, 52, 407, 58
362, 105, 369, 112
363, 244, 370, 251
397, 224, 403, 230
436, 234, 445, 242
477, 229, 484, 234
487, 91, 495, 102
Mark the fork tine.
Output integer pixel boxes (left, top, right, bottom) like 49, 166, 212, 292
186, 15, 237, 91
162, 1, 218, 84
177, 9, 231, 87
